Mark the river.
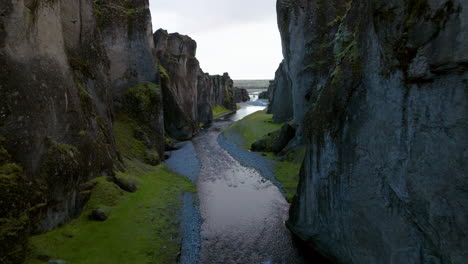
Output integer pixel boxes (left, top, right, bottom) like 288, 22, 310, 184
167, 95, 320, 264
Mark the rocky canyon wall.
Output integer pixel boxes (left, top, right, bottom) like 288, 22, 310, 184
267, 60, 293, 123
0, 0, 162, 262
278, 0, 468, 263
153, 29, 236, 139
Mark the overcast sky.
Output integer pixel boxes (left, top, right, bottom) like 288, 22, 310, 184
149, 0, 283, 80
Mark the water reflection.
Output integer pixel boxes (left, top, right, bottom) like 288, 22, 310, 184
230, 92, 269, 121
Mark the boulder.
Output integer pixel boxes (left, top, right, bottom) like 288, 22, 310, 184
90, 206, 111, 221
258, 91, 269, 100
233, 87, 250, 102
250, 123, 295, 153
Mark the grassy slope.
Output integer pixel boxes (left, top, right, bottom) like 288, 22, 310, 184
212, 105, 231, 118
225, 110, 303, 202
26, 115, 194, 264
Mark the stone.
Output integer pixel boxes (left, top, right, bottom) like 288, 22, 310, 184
90, 206, 111, 221
154, 29, 236, 138
278, 0, 468, 263
267, 61, 293, 124
258, 91, 269, 99
251, 123, 295, 154
233, 87, 250, 102
114, 175, 138, 193
144, 150, 161, 166
49, 260, 68, 264
251, 139, 268, 152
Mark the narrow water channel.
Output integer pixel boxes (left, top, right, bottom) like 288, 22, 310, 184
189, 95, 306, 263
193, 121, 304, 264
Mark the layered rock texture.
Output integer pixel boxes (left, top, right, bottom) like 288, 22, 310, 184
0, 0, 162, 262
278, 0, 468, 263
153, 29, 236, 139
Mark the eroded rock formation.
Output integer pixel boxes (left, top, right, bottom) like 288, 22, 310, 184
233, 87, 251, 102
267, 61, 293, 123
277, 0, 468, 263
0, 0, 162, 262
153, 29, 236, 138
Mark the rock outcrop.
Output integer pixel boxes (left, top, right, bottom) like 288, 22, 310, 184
153, 29, 236, 138
0, 0, 161, 262
267, 61, 293, 123
278, 0, 468, 263
233, 87, 250, 102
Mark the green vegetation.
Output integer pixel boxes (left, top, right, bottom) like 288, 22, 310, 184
121, 82, 161, 125
225, 110, 282, 148
158, 65, 170, 81
212, 105, 231, 118
224, 110, 302, 201
0, 137, 44, 264
27, 163, 194, 264
26, 113, 195, 264
114, 114, 146, 160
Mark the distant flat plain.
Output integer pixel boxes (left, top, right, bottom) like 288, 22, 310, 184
234, 80, 271, 91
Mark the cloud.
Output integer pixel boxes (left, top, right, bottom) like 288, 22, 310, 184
150, 0, 277, 33
149, 0, 283, 79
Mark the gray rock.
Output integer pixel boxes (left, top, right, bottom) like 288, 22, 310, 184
233, 87, 250, 102
250, 123, 295, 153
277, 0, 468, 263
267, 61, 294, 124
90, 206, 111, 221
258, 91, 269, 99
154, 29, 236, 139
49, 260, 68, 264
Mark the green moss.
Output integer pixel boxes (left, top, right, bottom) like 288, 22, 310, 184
212, 105, 231, 118
87, 177, 124, 208
121, 82, 161, 125
26, 163, 194, 264
267, 151, 304, 203
42, 141, 80, 187
69, 57, 94, 79
225, 110, 283, 148
224, 111, 302, 202
0, 138, 43, 264
113, 114, 146, 160
158, 65, 170, 81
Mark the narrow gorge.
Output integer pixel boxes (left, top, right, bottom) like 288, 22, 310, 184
1, 0, 466, 264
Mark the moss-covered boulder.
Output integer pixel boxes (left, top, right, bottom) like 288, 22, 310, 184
144, 150, 160, 166
114, 173, 139, 193
251, 123, 295, 153
90, 205, 111, 221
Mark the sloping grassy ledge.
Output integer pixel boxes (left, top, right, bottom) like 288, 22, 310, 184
27, 163, 194, 264
212, 105, 231, 118
224, 110, 303, 202
26, 115, 195, 264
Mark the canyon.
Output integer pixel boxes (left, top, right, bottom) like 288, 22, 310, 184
268, 0, 467, 263
1, 0, 467, 264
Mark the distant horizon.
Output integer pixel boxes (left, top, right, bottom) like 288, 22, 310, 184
149, 0, 283, 80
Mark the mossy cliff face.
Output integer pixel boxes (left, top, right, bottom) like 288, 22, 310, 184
153, 29, 236, 139
0, 137, 45, 264
97, 0, 158, 97
267, 61, 293, 123
0, 0, 119, 234
279, 0, 468, 263
0, 0, 159, 262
